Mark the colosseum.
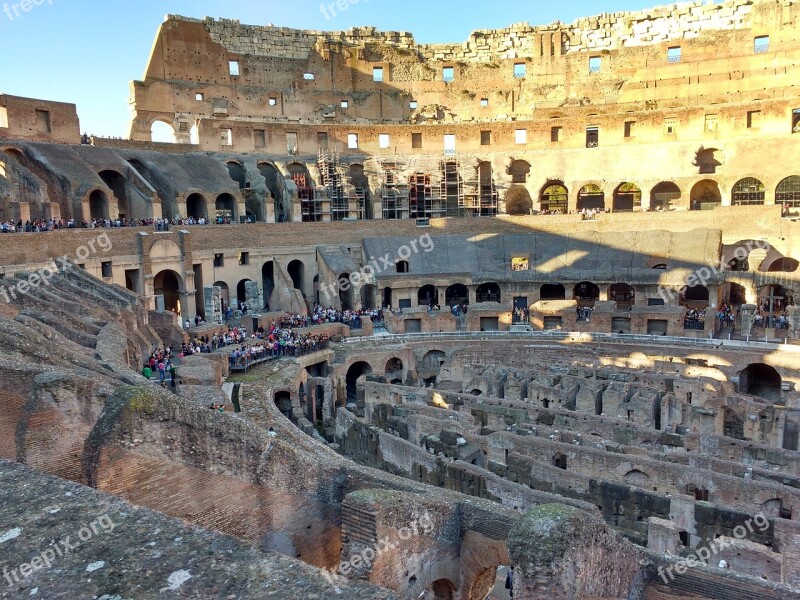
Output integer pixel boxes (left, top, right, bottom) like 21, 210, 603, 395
1, 0, 800, 598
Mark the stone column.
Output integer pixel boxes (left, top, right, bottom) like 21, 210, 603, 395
740, 304, 758, 337
788, 306, 800, 340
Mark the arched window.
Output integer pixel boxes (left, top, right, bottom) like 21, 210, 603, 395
776, 176, 800, 208
731, 177, 765, 205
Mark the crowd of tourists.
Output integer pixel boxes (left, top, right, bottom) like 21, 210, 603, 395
141, 348, 179, 389
513, 307, 530, 323
228, 320, 331, 366
716, 303, 737, 327
277, 304, 382, 330
576, 306, 594, 321
0, 214, 243, 234
684, 308, 707, 330
180, 326, 249, 356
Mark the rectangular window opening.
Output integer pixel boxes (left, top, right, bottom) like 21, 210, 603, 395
409, 100, 418, 109
705, 114, 719, 132
348, 133, 359, 149
480, 98, 489, 107
0, 107, 7, 128
286, 132, 298, 156
551, 126, 562, 142
35, 109, 51, 134
221, 128, 232, 146
268, 97, 278, 106
586, 126, 599, 148
664, 118, 677, 135
412, 132, 422, 149
443, 66, 455, 82
792, 108, 800, 134
379, 133, 390, 149
754, 35, 769, 54
341, 100, 349, 108
443, 134, 456, 155
373, 67, 384, 82
254, 129, 266, 148
195, 93, 204, 101
101, 261, 113, 279
589, 56, 601, 73
229, 60, 240, 76
317, 132, 329, 149
513, 63, 527, 78
480, 130, 491, 146
667, 46, 682, 63
515, 129, 527, 145
624, 121, 635, 138
511, 257, 529, 271
214, 254, 224, 267
747, 110, 761, 129
239, 252, 250, 266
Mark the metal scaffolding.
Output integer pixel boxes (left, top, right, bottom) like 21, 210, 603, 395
313, 148, 366, 221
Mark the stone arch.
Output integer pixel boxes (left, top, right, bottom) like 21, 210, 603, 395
213, 281, 230, 311
98, 170, 131, 220
613, 182, 642, 212
421, 350, 446, 373
274, 390, 293, 420
445, 284, 469, 308
508, 160, 531, 184
149, 239, 182, 260
338, 272, 354, 310
739, 363, 782, 402
385, 357, 404, 383
476, 282, 501, 303
418, 285, 439, 307
690, 179, 721, 210
504, 185, 532, 215
360, 284, 377, 310
776, 176, 800, 208
731, 177, 766, 205
186, 193, 207, 220
609, 283, 635, 305
574, 281, 600, 302
754, 490, 797, 520
226, 161, 247, 189
262, 262, 274, 309
215, 193, 236, 222
577, 183, 605, 211
236, 279, 252, 306
258, 162, 287, 221
623, 469, 651, 486
345, 361, 373, 404
150, 120, 176, 143
650, 181, 681, 210
88, 189, 109, 220
288, 259, 305, 293
540, 180, 568, 213
153, 269, 183, 314
766, 257, 799, 273
540, 283, 566, 300
682, 285, 710, 306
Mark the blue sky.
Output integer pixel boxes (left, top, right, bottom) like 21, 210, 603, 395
0, 1, 661, 137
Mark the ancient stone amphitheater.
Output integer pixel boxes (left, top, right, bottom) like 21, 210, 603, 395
2, 0, 800, 598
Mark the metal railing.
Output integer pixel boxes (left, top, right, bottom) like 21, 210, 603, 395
342, 329, 800, 352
